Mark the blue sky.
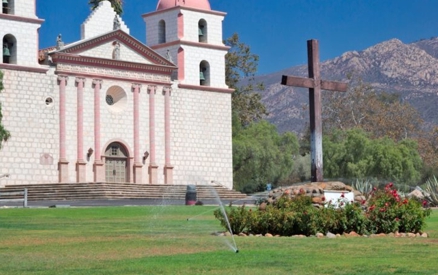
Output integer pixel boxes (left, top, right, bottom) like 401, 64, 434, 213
37, 0, 438, 75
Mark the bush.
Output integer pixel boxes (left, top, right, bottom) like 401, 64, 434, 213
215, 184, 431, 236
366, 183, 431, 234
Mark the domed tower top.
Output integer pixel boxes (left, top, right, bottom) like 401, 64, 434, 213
156, 0, 211, 11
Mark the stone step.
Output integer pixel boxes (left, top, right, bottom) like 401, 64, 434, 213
2, 183, 248, 202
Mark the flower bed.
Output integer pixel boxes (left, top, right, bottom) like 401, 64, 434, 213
214, 183, 431, 236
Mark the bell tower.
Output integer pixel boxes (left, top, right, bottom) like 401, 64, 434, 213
1, 0, 43, 67
143, 0, 229, 89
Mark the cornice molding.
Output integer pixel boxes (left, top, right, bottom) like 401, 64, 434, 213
0, 13, 44, 24
151, 40, 230, 51
54, 70, 172, 86
0, 63, 48, 73
178, 84, 234, 94
142, 6, 226, 18
51, 53, 175, 75
55, 30, 175, 67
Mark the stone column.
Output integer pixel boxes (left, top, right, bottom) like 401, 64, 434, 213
93, 79, 105, 182
57, 75, 69, 183
148, 85, 158, 184
75, 77, 87, 182
132, 83, 143, 183
163, 86, 173, 184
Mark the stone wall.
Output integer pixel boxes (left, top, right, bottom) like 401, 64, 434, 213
81, 1, 129, 40
0, 69, 59, 184
171, 87, 233, 189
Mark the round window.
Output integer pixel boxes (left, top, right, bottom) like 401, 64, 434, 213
45, 97, 54, 107
105, 86, 127, 113
106, 95, 114, 105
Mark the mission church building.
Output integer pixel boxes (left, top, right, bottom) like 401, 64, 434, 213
0, 0, 234, 189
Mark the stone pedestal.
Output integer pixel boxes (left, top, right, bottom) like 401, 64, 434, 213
76, 160, 87, 182
164, 165, 173, 184
93, 160, 105, 182
58, 159, 69, 183
149, 164, 158, 184
133, 162, 143, 184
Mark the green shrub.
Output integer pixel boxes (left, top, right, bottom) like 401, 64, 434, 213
424, 176, 438, 206
215, 184, 431, 236
366, 183, 431, 234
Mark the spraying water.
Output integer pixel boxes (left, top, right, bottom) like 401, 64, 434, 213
184, 178, 240, 253
207, 185, 239, 253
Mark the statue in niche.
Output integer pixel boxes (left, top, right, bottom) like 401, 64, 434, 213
113, 15, 121, 30
3, 43, 10, 63
112, 41, 120, 60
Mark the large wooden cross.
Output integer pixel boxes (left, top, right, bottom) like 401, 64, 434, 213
281, 39, 348, 182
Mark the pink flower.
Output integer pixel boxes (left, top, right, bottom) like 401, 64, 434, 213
361, 200, 366, 205
388, 182, 393, 188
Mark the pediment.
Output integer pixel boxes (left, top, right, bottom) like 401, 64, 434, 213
52, 30, 175, 67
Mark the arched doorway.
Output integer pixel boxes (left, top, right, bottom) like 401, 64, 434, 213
105, 142, 128, 183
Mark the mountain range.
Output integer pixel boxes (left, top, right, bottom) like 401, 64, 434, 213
253, 37, 438, 133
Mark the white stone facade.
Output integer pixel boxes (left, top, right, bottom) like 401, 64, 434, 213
0, 0, 233, 189
81, 1, 130, 40
172, 88, 232, 186
1, 0, 37, 18
0, 16, 42, 66
0, 69, 59, 183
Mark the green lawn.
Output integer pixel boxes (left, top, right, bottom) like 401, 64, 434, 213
1, 205, 437, 275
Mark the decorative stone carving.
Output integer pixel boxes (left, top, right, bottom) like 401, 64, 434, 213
113, 15, 121, 30
112, 41, 120, 60
40, 153, 54, 165
56, 34, 64, 50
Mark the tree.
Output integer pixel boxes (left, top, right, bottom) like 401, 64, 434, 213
323, 129, 422, 184
89, 0, 123, 15
225, 33, 267, 126
322, 75, 423, 142
233, 120, 299, 193
0, 71, 11, 149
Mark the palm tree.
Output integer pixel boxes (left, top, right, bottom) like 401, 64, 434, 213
89, 0, 123, 15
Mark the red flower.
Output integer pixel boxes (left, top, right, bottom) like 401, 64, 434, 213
361, 200, 366, 205
321, 196, 326, 202
423, 200, 428, 207
341, 193, 345, 198
388, 182, 393, 188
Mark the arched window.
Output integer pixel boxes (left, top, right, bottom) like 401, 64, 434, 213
198, 19, 207, 43
2, 0, 14, 15
158, 20, 166, 44
199, 60, 210, 86
3, 34, 17, 64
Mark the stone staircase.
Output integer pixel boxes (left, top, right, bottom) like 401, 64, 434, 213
1, 183, 248, 202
